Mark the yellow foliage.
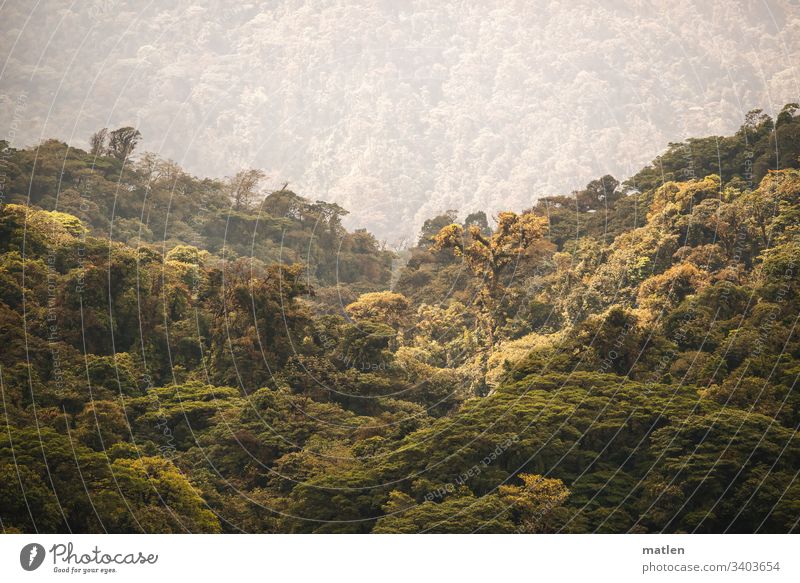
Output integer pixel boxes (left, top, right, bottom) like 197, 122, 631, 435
648, 175, 721, 220
486, 332, 562, 389
4, 203, 85, 240
637, 262, 708, 316
345, 291, 410, 327
499, 473, 570, 533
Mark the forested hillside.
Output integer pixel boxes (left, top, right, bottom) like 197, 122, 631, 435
4, 1, 800, 241
1, 105, 799, 533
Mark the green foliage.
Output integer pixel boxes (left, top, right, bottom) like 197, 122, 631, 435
374, 491, 515, 533
2, 106, 799, 533
0, 141, 392, 289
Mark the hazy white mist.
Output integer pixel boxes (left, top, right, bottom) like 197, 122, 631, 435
1, 0, 798, 241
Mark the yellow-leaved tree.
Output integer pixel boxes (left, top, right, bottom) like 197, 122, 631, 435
432, 211, 549, 347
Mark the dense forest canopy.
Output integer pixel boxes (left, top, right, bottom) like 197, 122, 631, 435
0, 105, 799, 533
3, 1, 800, 241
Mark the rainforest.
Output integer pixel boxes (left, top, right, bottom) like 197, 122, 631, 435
1, 104, 799, 533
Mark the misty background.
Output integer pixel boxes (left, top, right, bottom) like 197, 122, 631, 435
1, 0, 798, 243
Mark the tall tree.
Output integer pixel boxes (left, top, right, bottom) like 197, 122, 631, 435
227, 168, 266, 210
89, 127, 108, 156
107, 126, 141, 160
433, 211, 549, 346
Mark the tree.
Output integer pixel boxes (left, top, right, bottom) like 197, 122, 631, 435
101, 457, 221, 533
776, 102, 799, 127
345, 291, 411, 329
107, 126, 141, 160
227, 168, 267, 210
463, 211, 490, 235
433, 211, 549, 346
742, 108, 773, 134
74, 401, 130, 450
89, 127, 108, 156
499, 473, 570, 533
576, 174, 620, 210
417, 210, 458, 248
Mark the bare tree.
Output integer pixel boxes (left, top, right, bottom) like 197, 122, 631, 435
227, 168, 266, 210
89, 128, 108, 157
